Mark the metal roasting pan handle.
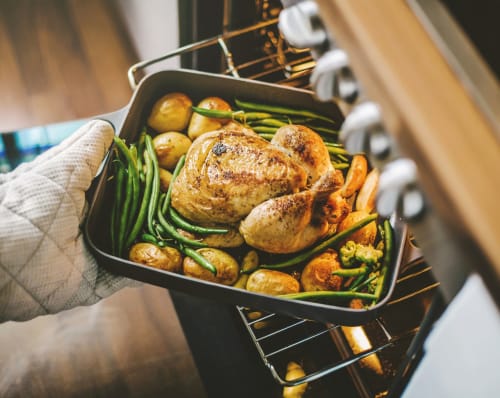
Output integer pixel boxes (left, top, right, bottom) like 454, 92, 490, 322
126, 19, 280, 90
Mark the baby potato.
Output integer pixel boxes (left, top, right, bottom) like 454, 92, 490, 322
188, 96, 232, 140
301, 249, 343, 292
337, 210, 377, 245
199, 227, 245, 248
183, 248, 239, 285
147, 92, 193, 132
159, 168, 172, 192
129, 243, 182, 273
246, 269, 300, 296
153, 132, 192, 170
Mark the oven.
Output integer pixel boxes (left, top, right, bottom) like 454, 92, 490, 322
122, 1, 499, 397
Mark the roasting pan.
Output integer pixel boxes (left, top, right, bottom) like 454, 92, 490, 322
84, 69, 407, 326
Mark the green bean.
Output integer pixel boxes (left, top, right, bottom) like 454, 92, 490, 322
111, 158, 125, 256
249, 118, 288, 128
140, 233, 159, 245
118, 163, 134, 255
160, 155, 228, 235
145, 135, 160, 236
335, 154, 350, 163
331, 162, 350, 170
156, 194, 207, 248
162, 154, 185, 213
257, 133, 275, 141
235, 98, 336, 125
350, 274, 378, 292
136, 130, 146, 182
332, 267, 368, 277
260, 213, 378, 270
279, 290, 378, 301
127, 144, 140, 234
180, 245, 217, 275
191, 107, 271, 123
274, 116, 314, 124
325, 143, 350, 156
114, 137, 140, 240
126, 142, 154, 248
373, 219, 394, 301
169, 207, 229, 235
253, 126, 278, 135
306, 125, 339, 136
113, 137, 141, 238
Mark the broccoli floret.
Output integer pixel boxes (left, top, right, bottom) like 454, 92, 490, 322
340, 240, 384, 268
339, 241, 358, 267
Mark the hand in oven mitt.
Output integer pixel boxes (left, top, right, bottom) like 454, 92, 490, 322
0, 120, 138, 322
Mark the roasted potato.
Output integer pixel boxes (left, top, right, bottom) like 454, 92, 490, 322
356, 168, 379, 213
246, 269, 300, 296
301, 249, 343, 292
159, 167, 173, 192
129, 243, 182, 273
147, 92, 193, 132
153, 132, 192, 170
187, 96, 232, 140
340, 154, 368, 198
233, 250, 259, 289
199, 227, 245, 248
337, 210, 377, 245
183, 248, 239, 285
283, 361, 308, 398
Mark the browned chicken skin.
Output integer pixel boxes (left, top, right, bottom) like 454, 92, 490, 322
239, 169, 343, 253
171, 128, 308, 224
271, 124, 332, 184
171, 124, 347, 253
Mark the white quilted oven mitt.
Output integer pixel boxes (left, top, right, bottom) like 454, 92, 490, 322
0, 120, 138, 322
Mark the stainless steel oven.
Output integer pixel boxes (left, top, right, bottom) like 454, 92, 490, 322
125, 1, 499, 396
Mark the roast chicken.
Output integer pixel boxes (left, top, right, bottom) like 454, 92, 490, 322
170, 124, 347, 253
239, 168, 344, 253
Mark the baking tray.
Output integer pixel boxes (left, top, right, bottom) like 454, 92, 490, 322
84, 69, 407, 326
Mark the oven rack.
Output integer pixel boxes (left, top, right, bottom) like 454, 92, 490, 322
127, 19, 442, 396
127, 18, 314, 90
235, 256, 440, 391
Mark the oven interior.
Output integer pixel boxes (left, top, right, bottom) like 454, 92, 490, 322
126, 2, 449, 397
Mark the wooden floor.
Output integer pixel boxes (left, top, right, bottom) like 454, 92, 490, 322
0, 1, 207, 397
0, 0, 136, 131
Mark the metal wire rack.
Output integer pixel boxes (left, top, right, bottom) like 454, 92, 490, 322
127, 18, 314, 90
127, 18, 442, 397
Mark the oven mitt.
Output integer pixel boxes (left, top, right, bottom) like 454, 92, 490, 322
0, 120, 139, 322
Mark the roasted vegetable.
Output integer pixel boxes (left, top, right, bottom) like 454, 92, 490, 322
183, 248, 239, 285
129, 242, 182, 272
355, 168, 379, 212
246, 269, 300, 296
233, 250, 259, 289
153, 132, 192, 170
337, 210, 377, 246
339, 240, 383, 268
147, 92, 193, 132
282, 361, 308, 398
159, 167, 172, 192
187, 96, 232, 140
340, 154, 368, 198
301, 249, 343, 292
260, 213, 378, 270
